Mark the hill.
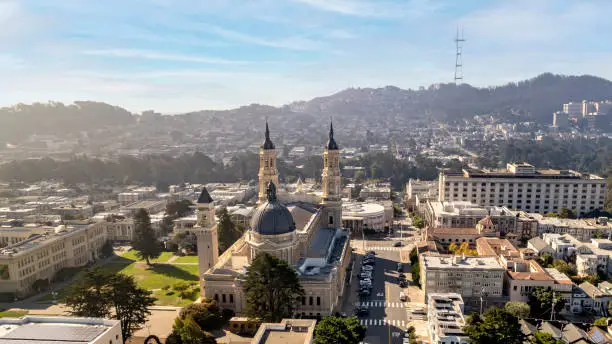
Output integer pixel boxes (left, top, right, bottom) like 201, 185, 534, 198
293, 73, 612, 123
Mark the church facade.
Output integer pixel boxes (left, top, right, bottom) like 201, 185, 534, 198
196, 122, 352, 317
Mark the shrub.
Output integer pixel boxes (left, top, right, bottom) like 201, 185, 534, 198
161, 285, 171, 291
172, 281, 190, 292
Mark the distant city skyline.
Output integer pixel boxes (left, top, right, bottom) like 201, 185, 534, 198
2, 0, 612, 112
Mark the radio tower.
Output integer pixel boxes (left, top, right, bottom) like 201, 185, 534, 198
454, 25, 465, 84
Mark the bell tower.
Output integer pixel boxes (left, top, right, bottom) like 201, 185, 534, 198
195, 187, 218, 275
258, 121, 279, 204
321, 120, 342, 227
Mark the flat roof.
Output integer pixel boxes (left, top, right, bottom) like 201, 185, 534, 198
444, 168, 603, 180
0, 316, 119, 344
421, 254, 503, 270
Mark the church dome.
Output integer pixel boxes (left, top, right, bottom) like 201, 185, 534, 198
251, 182, 295, 235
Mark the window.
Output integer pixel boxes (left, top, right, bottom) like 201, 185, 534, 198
302, 296, 306, 305
317, 297, 321, 306
214, 294, 219, 302
229, 294, 234, 303
222, 294, 226, 303
309, 296, 313, 306
329, 216, 333, 225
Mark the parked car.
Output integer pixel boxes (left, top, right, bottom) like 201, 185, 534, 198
367, 250, 376, 255
360, 273, 372, 279
394, 241, 402, 247
362, 260, 375, 266
355, 306, 370, 316
397, 263, 404, 272
361, 265, 374, 271
399, 292, 407, 301
399, 281, 408, 288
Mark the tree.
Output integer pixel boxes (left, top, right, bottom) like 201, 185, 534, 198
217, 207, 243, 254
448, 242, 477, 255
66, 268, 113, 318
528, 287, 565, 318
411, 260, 421, 288
313, 316, 366, 344
179, 299, 225, 331
537, 253, 553, 267
505, 302, 531, 319
167, 200, 193, 218
593, 317, 609, 326
101, 240, 114, 258
244, 252, 305, 322
558, 208, 577, 219
412, 215, 425, 229
530, 332, 564, 344
409, 247, 418, 265
170, 317, 217, 344
132, 209, 162, 265
111, 274, 156, 341
32, 278, 49, 293
66, 268, 155, 341
405, 326, 418, 344
463, 308, 524, 344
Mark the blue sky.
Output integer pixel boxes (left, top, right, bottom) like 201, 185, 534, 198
2, 0, 612, 113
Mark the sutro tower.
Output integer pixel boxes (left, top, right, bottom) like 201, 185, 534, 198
454, 25, 465, 84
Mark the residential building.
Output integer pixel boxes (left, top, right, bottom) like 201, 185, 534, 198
438, 162, 607, 216
424, 201, 516, 234
542, 234, 612, 276
419, 253, 505, 309
534, 215, 612, 242
545, 267, 575, 309
120, 200, 166, 217
251, 318, 316, 344
506, 259, 555, 302
0, 316, 122, 344
563, 102, 582, 117
427, 216, 500, 248
527, 237, 554, 256
0, 222, 107, 296
359, 183, 391, 201
511, 211, 539, 242
427, 293, 469, 344
405, 179, 438, 212
577, 282, 612, 316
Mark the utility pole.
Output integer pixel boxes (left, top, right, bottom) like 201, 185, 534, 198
550, 291, 556, 321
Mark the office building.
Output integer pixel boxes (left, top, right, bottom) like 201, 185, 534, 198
563, 102, 582, 117
438, 162, 606, 216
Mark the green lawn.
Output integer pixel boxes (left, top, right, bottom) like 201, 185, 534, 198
38, 254, 199, 306
120, 250, 175, 263
172, 255, 199, 264
0, 310, 28, 318
153, 289, 200, 307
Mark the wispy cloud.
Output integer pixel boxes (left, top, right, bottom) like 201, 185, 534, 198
208, 25, 321, 51
293, 0, 438, 18
82, 49, 251, 64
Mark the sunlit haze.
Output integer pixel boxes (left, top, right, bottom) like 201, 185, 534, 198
2, 0, 612, 112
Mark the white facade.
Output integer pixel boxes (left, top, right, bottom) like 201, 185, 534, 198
342, 202, 387, 231
427, 293, 469, 344
420, 254, 505, 308
438, 163, 606, 216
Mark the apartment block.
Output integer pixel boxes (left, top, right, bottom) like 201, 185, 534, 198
0, 222, 107, 296
438, 162, 606, 216
424, 201, 516, 233
420, 253, 505, 309
427, 293, 469, 344
541, 233, 612, 276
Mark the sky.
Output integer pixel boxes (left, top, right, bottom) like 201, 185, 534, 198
2, 0, 612, 113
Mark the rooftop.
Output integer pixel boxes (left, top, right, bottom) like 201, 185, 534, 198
421, 254, 503, 270
445, 165, 603, 180
252, 319, 316, 344
0, 316, 120, 344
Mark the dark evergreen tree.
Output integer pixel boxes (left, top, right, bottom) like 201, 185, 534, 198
132, 209, 162, 265
217, 207, 243, 254
463, 308, 523, 344
313, 316, 366, 344
243, 252, 305, 322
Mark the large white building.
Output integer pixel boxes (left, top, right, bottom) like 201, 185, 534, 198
427, 293, 469, 344
438, 162, 606, 216
0, 316, 122, 344
0, 222, 107, 296
341, 201, 390, 232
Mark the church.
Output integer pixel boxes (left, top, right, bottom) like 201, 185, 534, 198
194, 121, 352, 317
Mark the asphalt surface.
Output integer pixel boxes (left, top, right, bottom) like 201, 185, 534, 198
345, 237, 422, 344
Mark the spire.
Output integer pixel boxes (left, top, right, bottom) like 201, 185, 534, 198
262, 120, 275, 150
197, 187, 214, 204
326, 119, 339, 150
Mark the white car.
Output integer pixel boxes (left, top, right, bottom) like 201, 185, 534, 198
361, 265, 374, 270
359, 272, 372, 279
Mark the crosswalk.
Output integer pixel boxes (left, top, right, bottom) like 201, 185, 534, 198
366, 246, 403, 251
354, 301, 406, 308
359, 319, 407, 327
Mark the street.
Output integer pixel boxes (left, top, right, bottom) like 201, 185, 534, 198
345, 236, 424, 344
